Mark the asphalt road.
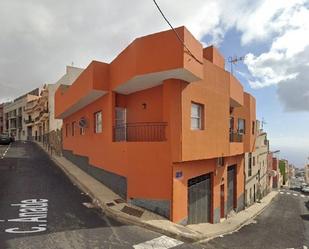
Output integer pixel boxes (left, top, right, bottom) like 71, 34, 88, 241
200, 185, 309, 249
1, 142, 308, 249
0, 142, 202, 249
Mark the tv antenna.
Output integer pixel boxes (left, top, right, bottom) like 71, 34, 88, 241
261, 117, 267, 130
228, 55, 245, 75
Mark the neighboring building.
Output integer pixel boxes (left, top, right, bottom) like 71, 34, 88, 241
0, 103, 4, 133
245, 120, 269, 207
272, 157, 282, 188
289, 164, 295, 179
55, 27, 256, 224
305, 164, 309, 184
279, 159, 289, 186
267, 152, 274, 192
24, 66, 83, 142
3, 89, 40, 140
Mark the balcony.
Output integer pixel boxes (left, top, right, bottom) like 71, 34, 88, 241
229, 131, 243, 143
229, 131, 244, 155
24, 118, 34, 125
113, 122, 167, 142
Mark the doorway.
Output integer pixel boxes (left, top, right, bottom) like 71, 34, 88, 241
220, 184, 225, 218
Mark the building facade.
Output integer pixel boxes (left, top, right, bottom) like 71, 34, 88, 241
55, 27, 256, 224
24, 66, 83, 142
245, 121, 269, 207
3, 89, 40, 140
0, 103, 4, 133
279, 159, 289, 186
305, 164, 309, 184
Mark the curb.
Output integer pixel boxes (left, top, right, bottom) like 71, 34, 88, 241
35, 142, 203, 243
199, 192, 278, 243
35, 142, 277, 243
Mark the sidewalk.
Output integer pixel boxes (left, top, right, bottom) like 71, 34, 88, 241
188, 191, 278, 242
35, 141, 278, 242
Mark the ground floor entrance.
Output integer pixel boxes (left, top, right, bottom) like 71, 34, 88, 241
187, 173, 212, 224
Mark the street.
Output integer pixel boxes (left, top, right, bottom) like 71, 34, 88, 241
0, 142, 200, 249
200, 185, 309, 248
1, 141, 309, 249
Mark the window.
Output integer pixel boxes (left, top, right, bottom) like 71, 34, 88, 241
65, 124, 69, 137
253, 156, 255, 166
252, 121, 255, 135
238, 118, 245, 134
94, 111, 102, 133
72, 122, 76, 136
191, 102, 204, 130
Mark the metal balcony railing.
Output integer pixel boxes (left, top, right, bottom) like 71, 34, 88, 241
229, 131, 243, 143
113, 122, 167, 142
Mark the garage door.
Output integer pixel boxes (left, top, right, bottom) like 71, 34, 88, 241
188, 173, 212, 224
227, 165, 236, 213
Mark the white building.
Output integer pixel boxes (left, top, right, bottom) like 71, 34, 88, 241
245, 120, 269, 206
3, 89, 40, 140
48, 66, 83, 132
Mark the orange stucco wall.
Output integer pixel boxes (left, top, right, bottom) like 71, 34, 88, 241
56, 26, 255, 224
172, 154, 244, 223
181, 60, 230, 161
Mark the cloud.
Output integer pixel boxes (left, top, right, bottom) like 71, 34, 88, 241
0, 0, 308, 111
240, 0, 309, 111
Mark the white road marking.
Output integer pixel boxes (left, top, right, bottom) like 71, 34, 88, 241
301, 195, 305, 198
293, 193, 298, 196
279, 192, 284, 194
133, 236, 184, 249
304, 246, 308, 249
286, 192, 291, 195
0, 144, 11, 159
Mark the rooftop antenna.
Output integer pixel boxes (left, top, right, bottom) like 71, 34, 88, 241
71, 61, 74, 66
261, 117, 267, 130
228, 55, 245, 75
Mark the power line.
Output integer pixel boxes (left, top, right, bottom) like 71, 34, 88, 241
152, 0, 203, 65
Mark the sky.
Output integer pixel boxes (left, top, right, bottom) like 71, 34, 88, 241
0, 0, 308, 167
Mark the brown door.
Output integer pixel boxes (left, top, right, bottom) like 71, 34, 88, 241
220, 184, 225, 218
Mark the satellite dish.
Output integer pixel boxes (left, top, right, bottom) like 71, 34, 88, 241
79, 117, 88, 128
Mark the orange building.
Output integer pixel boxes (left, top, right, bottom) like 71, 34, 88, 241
55, 27, 256, 224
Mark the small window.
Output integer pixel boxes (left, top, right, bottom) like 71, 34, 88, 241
191, 102, 204, 130
94, 111, 102, 133
253, 157, 255, 166
238, 118, 245, 134
65, 124, 69, 137
72, 122, 76, 136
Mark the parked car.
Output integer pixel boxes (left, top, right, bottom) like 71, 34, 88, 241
0, 133, 11, 145
301, 184, 309, 193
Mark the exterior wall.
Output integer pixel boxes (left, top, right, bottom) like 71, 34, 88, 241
55, 27, 256, 223
172, 155, 244, 223
245, 130, 269, 207
181, 60, 230, 161
3, 93, 39, 140
48, 66, 83, 132
0, 104, 4, 133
